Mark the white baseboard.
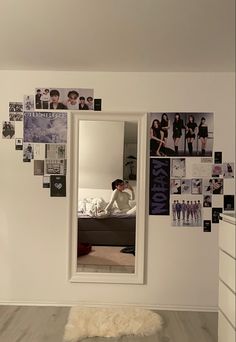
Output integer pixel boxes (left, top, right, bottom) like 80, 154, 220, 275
0, 300, 218, 312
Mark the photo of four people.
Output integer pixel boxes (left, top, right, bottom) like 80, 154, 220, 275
149, 112, 214, 157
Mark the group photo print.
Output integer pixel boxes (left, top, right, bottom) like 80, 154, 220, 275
149, 112, 214, 157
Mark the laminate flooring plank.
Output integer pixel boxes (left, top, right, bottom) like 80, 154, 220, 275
0, 306, 218, 342
0, 306, 69, 342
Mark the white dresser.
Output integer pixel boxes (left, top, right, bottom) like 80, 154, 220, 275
218, 213, 236, 342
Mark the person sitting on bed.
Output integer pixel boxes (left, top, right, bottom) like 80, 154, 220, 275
105, 179, 136, 215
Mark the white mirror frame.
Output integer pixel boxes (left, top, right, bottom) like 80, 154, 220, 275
68, 111, 147, 284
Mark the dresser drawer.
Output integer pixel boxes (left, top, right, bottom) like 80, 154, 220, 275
219, 250, 236, 293
218, 311, 236, 342
219, 219, 235, 258
219, 280, 235, 327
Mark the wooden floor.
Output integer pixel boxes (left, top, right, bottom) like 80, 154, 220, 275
0, 306, 218, 342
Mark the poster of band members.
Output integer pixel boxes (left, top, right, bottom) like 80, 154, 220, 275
171, 196, 202, 227
35, 88, 94, 110
149, 112, 214, 157
9, 102, 23, 121
2, 121, 15, 139
23, 112, 67, 143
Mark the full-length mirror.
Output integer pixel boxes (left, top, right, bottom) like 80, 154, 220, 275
69, 112, 147, 284
77, 120, 137, 274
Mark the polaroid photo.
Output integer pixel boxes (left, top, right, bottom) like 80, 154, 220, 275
23, 143, 34, 162
212, 178, 223, 195
34, 160, 44, 176
23, 95, 34, 111
214, 151, 222, 164
224, 195, 235, 211
2, 121, 15, 139
191, 178, 202, 194
212, 207, 223, 223
15, 138, 23, 150
223, 162, 234, 178
171, 158, 186, 178
203, 178, 213, 195
181, 179, 191, 194
203, 220, 211, 232
170, 179, 181, 194
212, 164, 223, 178
43, 176, 50, 188
203, 195, 212, 208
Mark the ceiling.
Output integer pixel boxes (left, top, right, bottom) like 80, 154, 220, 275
0, 0, 235, 72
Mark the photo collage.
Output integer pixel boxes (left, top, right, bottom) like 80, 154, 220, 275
149, 113, 235, 231
1, 87, 101, 197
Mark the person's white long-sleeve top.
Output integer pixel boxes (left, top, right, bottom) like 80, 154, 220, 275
105, 189, 135, 213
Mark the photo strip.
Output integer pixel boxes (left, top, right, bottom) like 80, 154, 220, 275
9, 102, 23, 121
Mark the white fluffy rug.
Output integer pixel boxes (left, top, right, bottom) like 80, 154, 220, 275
64, 306, 162, 341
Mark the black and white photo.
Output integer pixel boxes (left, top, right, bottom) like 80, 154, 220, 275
223, 162, 234, 178
203, 220, 211, 232
9, 102, 23, 121
2, 121, 15, 139
34, 160, 44, 175
181, 179, 191, 194
171, 158, 186, 178
191, 178, 202, 194
212, 207, 223, 223
45, 144, 66, 159
44, 159, 66, 176
214, 151, 222, 164
15, 138, 23, 150
23, 143, 34, 162
23, 95, 34, 111
203, 195, 212, 207
203, 178, 213, 195
212, 178, 223, 194
170, 179, 181, 194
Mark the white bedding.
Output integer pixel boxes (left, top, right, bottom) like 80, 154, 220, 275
78, 197, 136, 219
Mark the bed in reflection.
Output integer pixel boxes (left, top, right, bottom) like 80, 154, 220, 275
78, 195, 136, 247
78, 214, 136, 247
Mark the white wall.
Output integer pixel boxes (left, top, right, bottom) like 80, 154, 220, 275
78, 120, 124, 190
0, 71, 235, 310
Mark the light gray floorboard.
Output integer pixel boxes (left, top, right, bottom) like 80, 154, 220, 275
0, 306, 218, 342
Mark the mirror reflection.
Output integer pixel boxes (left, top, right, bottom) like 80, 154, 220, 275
77, 120, 137, 274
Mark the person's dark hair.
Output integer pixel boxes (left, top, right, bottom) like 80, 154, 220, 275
111, 179, 124, 191
188, 115, 195, 122
45, 89, 49, 92
174, 113, 180, 122
68, 90, 79, 98
79, 96, 85, 101
87, 96, 93, 101
161, 113, 168, 121
50, 89, 60, 97
151, 119, 160, 129
37, 89, 41, 92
